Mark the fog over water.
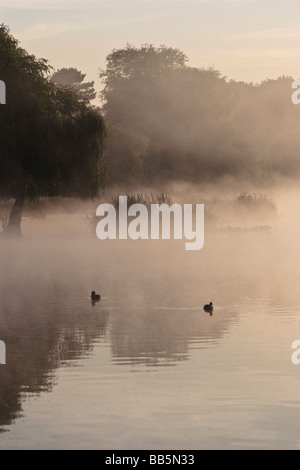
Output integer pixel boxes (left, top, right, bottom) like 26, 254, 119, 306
0, 183, 299, 449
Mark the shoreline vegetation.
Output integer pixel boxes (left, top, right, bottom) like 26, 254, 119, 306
0, 190, 278, 235
87, 191, 278, 234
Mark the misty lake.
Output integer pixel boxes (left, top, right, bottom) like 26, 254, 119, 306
0, 197, 300, 450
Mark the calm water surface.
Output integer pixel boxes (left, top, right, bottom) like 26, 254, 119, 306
0, 214, 299, 449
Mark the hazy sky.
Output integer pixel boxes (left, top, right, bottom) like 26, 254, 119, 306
2, 0, 300, 102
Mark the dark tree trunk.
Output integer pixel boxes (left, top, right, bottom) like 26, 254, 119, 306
3, 185, 27, 238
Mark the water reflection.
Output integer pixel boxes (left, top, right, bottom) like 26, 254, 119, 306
0, 226, 299, 443
0, 266, 110, 429
0, 250, 237, 430
109, 304, 230, 368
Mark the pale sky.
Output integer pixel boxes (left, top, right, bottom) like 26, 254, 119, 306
2, 0, 300, 103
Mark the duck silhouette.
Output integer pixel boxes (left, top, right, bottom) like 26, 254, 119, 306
91, 291, 101, 302
203, 301, 213, 315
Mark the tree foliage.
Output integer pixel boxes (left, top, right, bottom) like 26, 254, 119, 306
51, 67, 97, 102
0, 25, 106, 200
99, 44, 188, 182
100, 44, 300, 184
0, 25, 106, 234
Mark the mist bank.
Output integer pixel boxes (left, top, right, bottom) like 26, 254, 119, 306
1, 180, 296, 240
101, 45, 300, 186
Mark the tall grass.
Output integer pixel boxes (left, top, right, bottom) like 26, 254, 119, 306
112, 191, 173, 210
235, 193, 277, 214
84, 191, 173, 228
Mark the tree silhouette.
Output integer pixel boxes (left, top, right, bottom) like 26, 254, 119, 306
0, 25, 106, 237
99, 44, 188, 183
100, 44, 300, 184
51, 67, 97, 103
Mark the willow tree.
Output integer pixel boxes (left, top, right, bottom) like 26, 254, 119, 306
0, 25, 106, 236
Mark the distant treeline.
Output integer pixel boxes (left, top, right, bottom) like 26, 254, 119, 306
2, 25, 300, 203
99, 45, 300, 185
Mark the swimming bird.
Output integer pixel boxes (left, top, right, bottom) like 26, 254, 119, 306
203, 302, 213, 314
91, 291, 101, 302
